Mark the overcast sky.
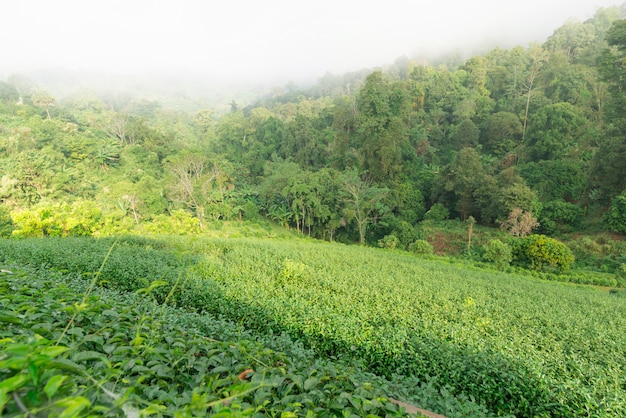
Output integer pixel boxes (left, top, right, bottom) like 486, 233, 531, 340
1, 0, 621, 84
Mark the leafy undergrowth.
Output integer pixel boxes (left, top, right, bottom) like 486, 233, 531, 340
0, 257, 495, 416
3, 236, 626, 416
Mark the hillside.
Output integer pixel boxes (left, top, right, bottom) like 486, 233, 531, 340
2, 5, 626, 417
2, 8, 626, 263
1, 236, 625, 416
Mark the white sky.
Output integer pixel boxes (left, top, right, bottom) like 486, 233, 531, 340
1, 0, 621, 84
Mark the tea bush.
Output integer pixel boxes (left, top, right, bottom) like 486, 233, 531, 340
408, 239, 434, 255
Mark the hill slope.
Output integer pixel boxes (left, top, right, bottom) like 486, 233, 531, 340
1, 236, 625, 416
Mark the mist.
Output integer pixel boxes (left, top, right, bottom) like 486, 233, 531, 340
1, 0, 622, 98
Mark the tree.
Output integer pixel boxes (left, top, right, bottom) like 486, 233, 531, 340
538, 200, 584, 235
342, 170, 388, 245
544, 19, 595, 61
520, 160, 586, 203
605, 189, 626, 233
514, 234, 575, 271
0, 81, 19, 106
355, 71, 410, 182
520, 46, 549, 141
525, 102, 587, 161
500, 207, 539, 237
103, 112, 131, 144
166, 154, 229, 230
434, 148, 486, 220
482, 111, 522, 155
591, 19, 626, 203
452, 118, 479, 150
0, 205, 14, 237
118, 194, 142, 224
31, 90, 55, 120
483, 239, 513, 270
466, 215, 476, 255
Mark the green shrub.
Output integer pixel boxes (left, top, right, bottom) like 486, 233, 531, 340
242, 201, 261, 221
0, 205, 13, 237
513, 234, 575, 272
617, 263, 626, 288
378, 234, 399, 249
11, 201, 104, 237
483, 239, 512, 270
408, 239, 434, 255
538, 200, 584, 235
424, 203, 449, 221
140, 210, 201, 235
389, 220, 421, 249
605, 190, 626, 233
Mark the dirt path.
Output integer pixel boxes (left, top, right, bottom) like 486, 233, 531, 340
390, 398, 447, 418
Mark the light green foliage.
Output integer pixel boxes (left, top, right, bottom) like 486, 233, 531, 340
176, 237, 622, 416
1, 237, 626, 416
140, 209, 202, 235
483, 239, 513, 270
407, 239, 434, 255
11, 200, 103, 237
514, 234, 575, 271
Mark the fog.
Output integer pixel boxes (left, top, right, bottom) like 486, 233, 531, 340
1, 0, 621, 88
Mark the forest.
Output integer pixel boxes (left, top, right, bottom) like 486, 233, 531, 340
1, 7, 626, 264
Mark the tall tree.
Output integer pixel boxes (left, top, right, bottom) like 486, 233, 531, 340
31, 90, 55, 120
592, 19, 626, 202
521, 46, 549, 141
355, 71, 410, 182
342, 170, 388, 245
434, 148, 487, 220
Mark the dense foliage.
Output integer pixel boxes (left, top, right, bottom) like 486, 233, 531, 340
0, 238, 503, 417
1, 7, 626, 255
0, 267, 441, 416
1, 236, 625, 417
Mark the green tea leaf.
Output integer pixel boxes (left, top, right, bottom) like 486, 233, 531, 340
41, 345, 69, 358
0, 313, 22, 324
56, 396, 91, 418
27, 362, 39, 386
0, 374, 30, 392
44, 375, 68, 399
303, 377, 319, 391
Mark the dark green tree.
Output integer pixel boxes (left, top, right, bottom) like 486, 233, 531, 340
592, 19, 626, 203
525, 102, 587, 161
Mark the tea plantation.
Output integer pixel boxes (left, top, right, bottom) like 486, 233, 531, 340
1, 236, 625, 417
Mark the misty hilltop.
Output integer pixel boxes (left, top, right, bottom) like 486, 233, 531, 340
1, 0, 625, 98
